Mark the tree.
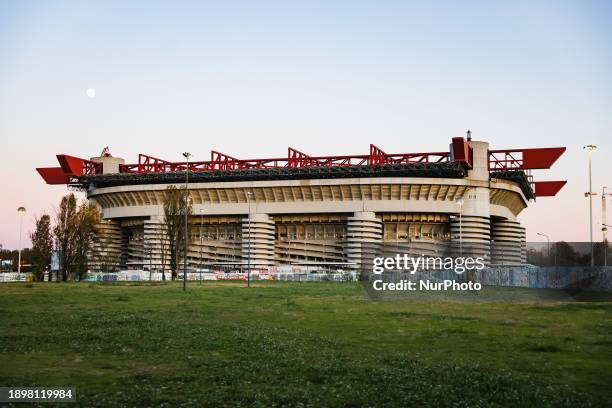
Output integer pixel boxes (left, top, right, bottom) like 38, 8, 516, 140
526, 248, 546, 266
163, 185, 192, 280
30, 214, 53, 281
54, 194, 78, 281
551, 241, 579, 266
74, 203, 101, 279
594, 241, 610, 267
53, 194, 103, 281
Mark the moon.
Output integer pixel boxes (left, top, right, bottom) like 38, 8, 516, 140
86, 88, 96, 98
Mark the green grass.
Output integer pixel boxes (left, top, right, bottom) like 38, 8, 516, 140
1, 282, 611, 407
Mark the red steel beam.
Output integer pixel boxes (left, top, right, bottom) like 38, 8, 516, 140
489, 147, 566, 170
119, 150, 457, 172
40, 139, 567, 197
36, 139, 569, 201
35, 139, 569, 199
121, 142, 460, 173
384, 151, 450, 164
211, 151, 241, 170
369, 144, 388, 165
138, 153, 173, 173
451, 137, 473, 168
288, 148, 322, 168
523, 147, 566, 169
118, 139, 474, 174
36, 154, 102, 184
56, 154, 82, 174
56, 154, 102, 176
36, 167, 71, 184
533, 180, 567, 197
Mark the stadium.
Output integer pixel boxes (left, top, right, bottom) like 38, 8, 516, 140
36, 135, 566, 272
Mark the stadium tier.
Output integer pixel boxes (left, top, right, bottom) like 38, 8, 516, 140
37, 137, 566, 271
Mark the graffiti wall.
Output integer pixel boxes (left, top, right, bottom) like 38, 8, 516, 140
476, 266, 612, 291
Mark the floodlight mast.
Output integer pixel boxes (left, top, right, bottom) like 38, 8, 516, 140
602, 187, 612, 267
17, 207, 26, 273
182, 152, 191, 292
246, 191, 252, 287
583, 144, 597, 267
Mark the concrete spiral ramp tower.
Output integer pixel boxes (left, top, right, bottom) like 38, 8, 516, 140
451, 141, 491, 260
242, 214, 276, 267
491, 219, 525, 265
345, 212, 383, 271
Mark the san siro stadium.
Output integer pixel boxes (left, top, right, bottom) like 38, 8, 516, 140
37, 135, 566, 272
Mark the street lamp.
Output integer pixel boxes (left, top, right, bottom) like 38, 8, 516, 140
456, 197, 464, 257
17, 207, 26, 273
246, 191, 252, 287
537, 232, 550, 265
199, 208, 205, 285
584, 144, 597, 267
182, 152, 191, 292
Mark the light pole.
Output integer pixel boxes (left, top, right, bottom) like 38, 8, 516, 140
17, 207, 26, 273
537, 232, 550, 265
182, 152, 191, 291
199, 208, 204, 284
456, 197, 464, 257
584, 145, 597, 267
145, 220, 153, 282
246, 191, 252, 287
601, 187, 611, 267
603, 224, 611, 268
148, 240, 152, 281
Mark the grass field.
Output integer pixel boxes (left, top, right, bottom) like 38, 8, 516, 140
1, 282, 611, 407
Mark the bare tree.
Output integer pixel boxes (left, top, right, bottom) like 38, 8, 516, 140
163, 185, 192, 280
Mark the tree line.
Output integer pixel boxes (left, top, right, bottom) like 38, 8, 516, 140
0, 248, 35, 272
24, 186, 192, 281
28, 193, 101, 281
526, 241, 610, 266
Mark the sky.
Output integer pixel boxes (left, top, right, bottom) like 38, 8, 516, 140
0, 0, 611, 249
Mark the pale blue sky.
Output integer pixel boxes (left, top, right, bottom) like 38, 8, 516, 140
1, 1, 611, 248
